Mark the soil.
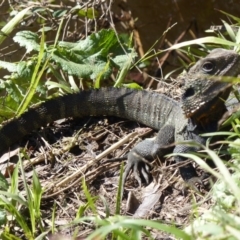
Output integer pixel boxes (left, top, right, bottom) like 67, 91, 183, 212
0, 0, 233, 238
1, 87, 214, 239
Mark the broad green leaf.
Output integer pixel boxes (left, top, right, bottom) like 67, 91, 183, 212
0, 61, 18, 72
0, 79, 24, 105
0, 209, 6, 225
0, 172, 8, 191
16, 61, 35, 80
52, 53, 111, 79
52, 29, 136, 81
112, 52, 137, 69
13, 31, 41, 53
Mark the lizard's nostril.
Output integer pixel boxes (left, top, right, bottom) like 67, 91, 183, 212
182, 87, 195, 99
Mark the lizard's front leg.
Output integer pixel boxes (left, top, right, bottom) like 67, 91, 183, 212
123, 125, 175, 186
173, 144, 199, 180
173, 133, 206, 186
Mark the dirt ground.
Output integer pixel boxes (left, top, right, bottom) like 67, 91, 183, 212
0, 84, 215, 239
0, 1, 230, 238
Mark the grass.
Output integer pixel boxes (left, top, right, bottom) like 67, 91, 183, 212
1, 1, 240, 239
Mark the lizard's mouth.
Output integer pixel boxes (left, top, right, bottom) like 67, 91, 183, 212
181, 48, 240, 121
182, 79, 232, 120
184, 88, 230, 123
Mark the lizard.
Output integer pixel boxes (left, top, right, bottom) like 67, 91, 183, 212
123, 48, 240, 185
0, 48, 239, 186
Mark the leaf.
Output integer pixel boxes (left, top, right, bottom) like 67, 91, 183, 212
0, 172, 8, 191
222, 20, 236, 43
46, 81, 73, 93
78, 8, 99, 19
217, 10, 240, 24
0, 79, 24, 105
52, 53, 111, 79
0, 61, 18, 72
16, 61, 35, 80
123, 83, 142, 90
13, 31, 41, 53
38, 26, 53, 32
58, 29, 117, 56
17, 29, 48, 116
0, 209, 7, 226
0, 29, 136, 120
53, 29, 136, 81
112, 52, 137, 69
52, 9, 68, 18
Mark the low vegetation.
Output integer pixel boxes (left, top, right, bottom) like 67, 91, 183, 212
0, 1, 240, 239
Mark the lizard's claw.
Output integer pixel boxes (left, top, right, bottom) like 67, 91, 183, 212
179, 164, 204, 191
185, 176, 203, 191
122, 150, 152, 187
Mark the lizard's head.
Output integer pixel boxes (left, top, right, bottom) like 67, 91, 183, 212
181, 48, 240, 120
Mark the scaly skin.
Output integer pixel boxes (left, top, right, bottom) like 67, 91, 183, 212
123, 48, 240, 185
0, 48, 240, 185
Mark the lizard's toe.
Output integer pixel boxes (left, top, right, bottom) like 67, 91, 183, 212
133, 163, 143, 187
187, 176, 202, 186
123, 155, 152, 186
140, 166, 150, 184
183, 176, 205, 193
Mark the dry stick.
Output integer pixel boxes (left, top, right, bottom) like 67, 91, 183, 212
147, 21, 193, 89
160, 20, 193, 67
50, 131, 138, 189
149, 17, 173, 85
158, 17, 172, 50
173, 0, 197, 39
173, 0, 184, 22
164, 39, 191, 63
129, 20, 145, 59
19, 130, 138, 196
42, 162, 121, 199
94, 131, 138, 161
117, 0, 145, 59
105, 128, 154, 161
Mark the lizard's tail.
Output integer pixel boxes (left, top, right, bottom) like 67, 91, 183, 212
0, 87, 171, 154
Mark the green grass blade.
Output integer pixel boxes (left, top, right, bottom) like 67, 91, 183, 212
115, 163, 124, 215
217, 10, 240, 24
82, 178, 97, 214
32, 170, 43, 222
0, 7, 32, 45
222, 20, 236, 43
166, 36, 238, 51
16, 29, 48, 115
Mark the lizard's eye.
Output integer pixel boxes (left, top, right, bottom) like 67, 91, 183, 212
182, 87, 195, 99
202, 61, 214, 73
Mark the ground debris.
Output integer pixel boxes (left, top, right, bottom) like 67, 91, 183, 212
2, 115, 211, 237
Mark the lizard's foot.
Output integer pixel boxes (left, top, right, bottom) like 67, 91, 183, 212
179, 164, 204, 191
122, 151, 152, 187
184, 176, 203, 192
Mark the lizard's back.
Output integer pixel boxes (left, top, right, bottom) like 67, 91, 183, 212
0, 87, 180, 154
